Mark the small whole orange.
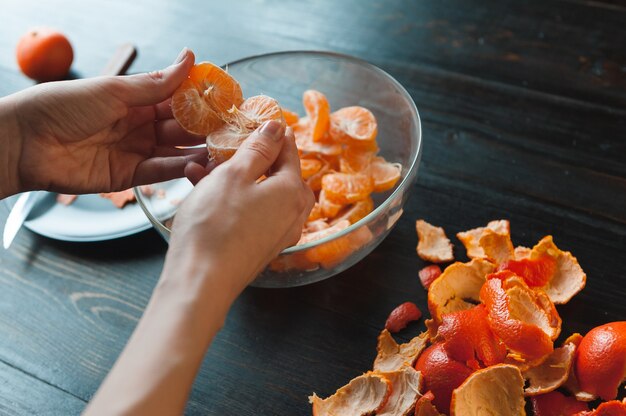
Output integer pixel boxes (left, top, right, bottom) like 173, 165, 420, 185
16, 28, 73, 82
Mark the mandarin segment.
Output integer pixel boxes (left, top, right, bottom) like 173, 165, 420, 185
322, 172, 374, 205
329, 105, 378, 147
371, 157, 402, 193
303, 90, 331, 143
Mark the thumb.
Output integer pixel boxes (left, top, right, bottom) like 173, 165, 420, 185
116, 47, 195, 106
227, 120, 286, 181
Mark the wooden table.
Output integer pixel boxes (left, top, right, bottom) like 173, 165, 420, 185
1, 0, 625, 414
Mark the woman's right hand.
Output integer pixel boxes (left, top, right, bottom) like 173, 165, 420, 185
163, 120, 315, 297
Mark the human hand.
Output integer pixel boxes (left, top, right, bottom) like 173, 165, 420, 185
163, 120, 315, 296
3, 47, 205, 196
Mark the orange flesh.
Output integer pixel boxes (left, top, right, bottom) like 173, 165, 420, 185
172, 62, 243, 136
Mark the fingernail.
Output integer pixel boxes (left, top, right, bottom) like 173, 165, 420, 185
259, 120, 283, 141
173, 47, 188, 65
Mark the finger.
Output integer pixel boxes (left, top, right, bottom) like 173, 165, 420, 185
265, 126, 301, 180
116, 48, 195, 107
151, 146, 207, 158
155, 98, 173, 120
132, 152, 207, 186
155, 119, 205, 146
184, 160, 216, 185
227, 120, 286, 181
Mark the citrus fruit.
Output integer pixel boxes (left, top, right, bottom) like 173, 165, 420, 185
329, 106, 378, 148
370, 157, 402, 192
303, 90, 330, 143
16, 28, 73, 82
414, 343, 474, 415
575, 321, 626, 401
171, 62, 243, 136
205, 95, 284, 163
321, 172, 374, 205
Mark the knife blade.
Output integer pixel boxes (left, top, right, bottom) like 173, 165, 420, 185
2, 43, 137, 249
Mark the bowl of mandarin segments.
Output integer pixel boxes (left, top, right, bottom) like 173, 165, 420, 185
135, 51, 422, 288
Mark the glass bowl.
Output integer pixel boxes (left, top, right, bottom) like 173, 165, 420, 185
135, 51, 422, 288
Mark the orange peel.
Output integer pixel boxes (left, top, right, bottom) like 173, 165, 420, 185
373, 329, 429, 372
456, 220, 510, 259
478, 228, 515, 265
449, 364, 526, 416
416, 220, 454, 263
375, 366, 423, 416
171, 62, 244, 136
414, 391, 444, 416
309, 372, 392, 416
427, 258, 495, 323
528, 236, 586, 304
523, 338, 577, 396
437, 305, 506, 369
480, 276, 561, 361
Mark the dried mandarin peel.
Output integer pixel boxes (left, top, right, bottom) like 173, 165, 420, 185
480, 276, 561, 362
427, 258, 494, 323
375, 367, 423, 416
309, 372, 392, 416
416, 220, 454, 263
373, 329, 429, 372
478, 228, 515, 265
415, 391, 445, 416
456, 220, 510, 259
575, 321, 626, 401
529, 235, 586, 304
449, 364, 526, 416
523, 340, 576, 396
562, 334, 597, 402
172, 62, 243, 136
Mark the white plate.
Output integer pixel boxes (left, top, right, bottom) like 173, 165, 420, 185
1, 179, 193, 242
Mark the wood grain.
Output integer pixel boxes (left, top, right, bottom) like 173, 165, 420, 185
0, 0, 624, 414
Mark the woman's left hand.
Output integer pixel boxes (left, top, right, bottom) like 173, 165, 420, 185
3, 48, 205, 196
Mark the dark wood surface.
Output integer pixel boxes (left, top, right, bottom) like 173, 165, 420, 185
1, 0, 625, 414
